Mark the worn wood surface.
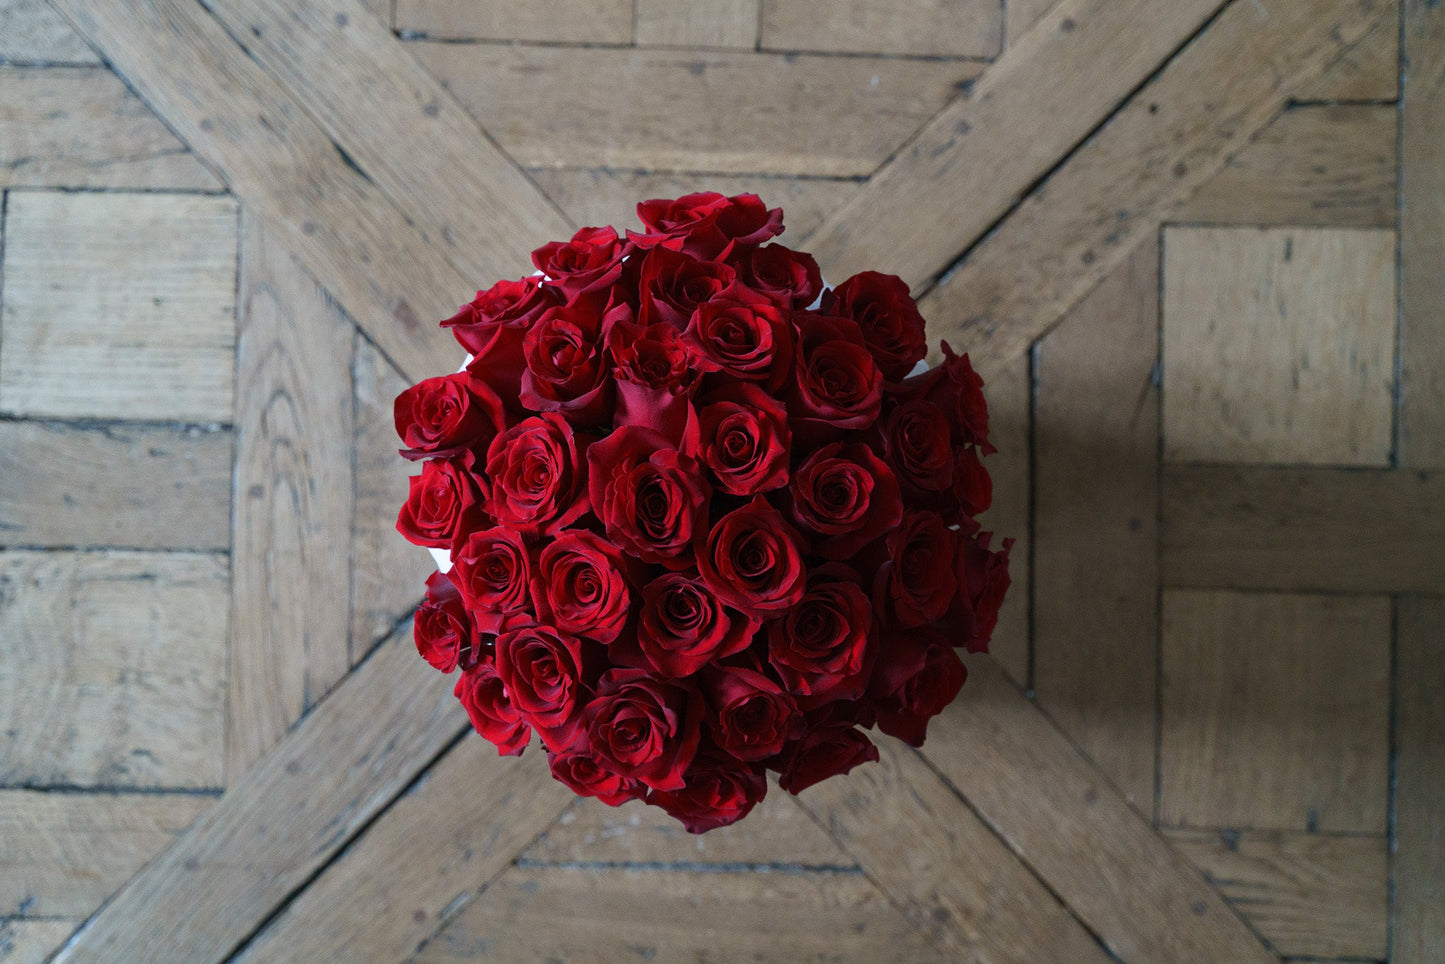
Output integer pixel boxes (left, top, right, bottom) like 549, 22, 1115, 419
0, 0, 97, 62
0, 920, 80, 964
394, 0, 632, 42
637, 0, 760, 48
759, 0, 1000, 57
1396, 594, 1445, 963
976, 354, 1030, 687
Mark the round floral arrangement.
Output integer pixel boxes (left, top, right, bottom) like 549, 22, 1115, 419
396, 192, 1012, 833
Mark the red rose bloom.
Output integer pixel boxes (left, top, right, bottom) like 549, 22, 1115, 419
881, 398, 955, 495
494, 623, 587, 745
900, 342, 994, 454
868, 627, 966, 747
704, 665, 800, 761
648, 752, 767, 833
821, 271, 927, 382
455, 657, 531, 756
953, 445, 993, 518
519, 296, 622, 426
788, 313, 883, 441
548, 741, 645, 806
698, 496, 807, 619
946, 531, 1014, 653
531, 225, 628, 296
607, 317, 698, 442
394, 370, 506, 461
584, 669, 703, 791
682, 297, 794, 393
450, 525, 532, 633
636, 573, 758, 678
767, 571, 875, 707
443, 277, 559, 396
777, 721, 879, 795
484, 413, 588, 536
632, 192, 783, 259
396, 456, 486, 550
876, 510, 959, 630
788, 442, 903, 559
697, 383, 791, 496
533, 530, 632, 644
730, 242, 823, 310
588, 426, 710, 569
414, 570, 475, 673
637, 247, 737, 329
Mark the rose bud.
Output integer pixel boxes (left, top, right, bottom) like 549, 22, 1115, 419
697, 383, 791, 496
608, 317, 699, 442
875, 510, 959, 630
697, 495, 808, 619
788, 312, 883, 442
952, 444, 993, 518
587, 426, 710, 569
396, 456, 487, 551
788, 442, 902, 559
442, 276, 560, 398
532, 530, 633, 644
584, 669, 703, 792
548, 741, 645, 806
631, 192, 783, 260
682, 296, 795, 393
637, 246, 737, 329
455, 656, 531, 756
636, 573, 759, 678
868, 627, 967, 748
897, 342, 995, 454
880, 398, 954, 495
484, 413, 589, 536
394, 370, 506, 461
519, 294, 627, 426
531, 225, 629, 296
450, 525, 532, 633
729, 242, 823, 310
647, 752, 767, 833
776, 721, 879, 795
821, 271, 927, 383
414, 569, 476, 673
703, 665, 801, 762
944, 531, 1014, 654
767, 571, 875, 708
494, 623, 588, 747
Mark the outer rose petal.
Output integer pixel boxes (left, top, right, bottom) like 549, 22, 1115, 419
455, 659, 531, 756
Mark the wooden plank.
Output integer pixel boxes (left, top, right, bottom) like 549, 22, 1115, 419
1397, 595, 1445, 963
0, 0, 98, 63
0, 791, 211, 917
759, 0, 1000, 57
976, 353, 1029, 686
0, 67, 219, 189
228, 213, 355, 782
0, 190, 238, 421
394, 0, 632, 42
1032, 241, 1158, 813
233, 739, 572, 964
0, 920, 80, 964
0, 421, 232, 550
919, 0, 1387, 381
1159, 590, 1390, 833
1163, 828, 1388, 959
921, 656, 1275, 962
412, 44, 977, 176
803, 0, 1225, 286
1161, 465, 1445, 594
1296, 0, 1398, 101
635, 0, 760, 48
1005, 0, 1058, 47
1178, 105, 1397, 228
0, 550, 228, 789
51, 625, 469, 963
1161, 226, 1395, 466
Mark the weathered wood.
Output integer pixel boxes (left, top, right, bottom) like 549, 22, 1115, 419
0, 551, 228, 789
0, 0, 98, 63
228, 213, 355, 782
412, 43, 977, 176
51, 625, 468, 963
0, 919, 80, 964
759, 0, 1000, 57
636, 0, 760, 48
1005, 0, 1058, 47
1161, 465, 1445, 594
1163, 828, 1388, 959
0, 67, 220, 189
1162, 226, 1395, 466
394, 0, 633, 42
1033, 241, 1158, 814
1395, 595, 1445, 963
1296, 0, 1398, 101
0, 791, 211, 917
976, 353, 1029, 687
0, 421, 232, 551
0, 190, 238, 421
233, 739, 572, 964
1159, 590, 1390, 833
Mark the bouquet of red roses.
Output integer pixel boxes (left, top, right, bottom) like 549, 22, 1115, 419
396, 192, 1011, 833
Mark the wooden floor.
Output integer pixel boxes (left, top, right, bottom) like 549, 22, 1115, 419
1, 0, 1441, 960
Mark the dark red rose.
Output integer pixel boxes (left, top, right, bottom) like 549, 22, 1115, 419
455, 656, 531, 756
647, 752, 767, 833
584, 669, 703, 791
880, 398, 954, 495
494, 623, 587, 745
519, 295, 623, 426
704, 665, 800, 762
607, 317, 698, 442
588, 426, 710, 569
637, 247, 737, 329
414, 569, 476, 673
868, 626, 966, 747
952, 445, 993, 518
945, 531, 1013, 653
788, 313, 883, 440
632, 192, 783, 259
533, 530, 632, 644
548, 742, 645, 806
396, 456, 486, 550
698, 496, 808, 619
730, 242, 823, 310
531, 225, 628, 296
394, 371, 506, 461
636, 573, 758, 678
682, 297, 794, 393
484, 413, 588, 536
875, 510, 958, 630
443, 277, 560, 397
767, 571, 875, 707
697, 383, 791, 496
450, 525, 532, 633
788, 442, 902, 559
899, 343, 995, 454
776, 722, 879, 795
821, 271, 927, 382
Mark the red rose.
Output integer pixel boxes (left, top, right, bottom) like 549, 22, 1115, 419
730, 242, 823, 310
519, 295, 622, 426
647, 752, 767, 833
632, 192, 783, 259
777, 721, 879, 795
867, 627, 966, 747
788, 442, 902, 559
484, 413, 589, 536
494, 623, 587, 745
953, 445, 993, 518
533, 530, 632, 644
875, 510, 958, 629
636, 572, 758, 678
682, 297, 794, 393
788, 313, 883, 441
697, 383, 791, 496
607, 317, 698, 442
637, 247, 737, 329
450, 525, 532, 633
945, 531, 1013, 653
413, 570, 475, 673
703, 665, 800, 761
394, 371, 506, 461
584, 669, 703, 791
880, 398, 954, 495
767, 571, 875, 707
455, 657, 531, 756
531, 225, 628, 296
821, 271, 927, 382
900, 343, 994, 454
698, 495, 807, 619
548, 741, 645, 806
396, 456, 486, 550
587, 426, 710, 569
443, 277, 559, 397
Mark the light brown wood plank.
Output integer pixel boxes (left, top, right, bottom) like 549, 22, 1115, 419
1296, 0, 1398, 101
976, 353, 1029, 687
759, 0, 1000, 57
394, 0, 632, 42
1005, 0, 1058, 47
920, 0, 1387, 381
1178, 105, 1397, 228
234, 739, 572, 964
1159, 590, 1390, 833
1396, 595, 1445, 963
0, 67, 219, 189
1162, 226, 1395, 466
0, 421, 232, 550
0, 791, 211, 918
0, 551, 228, 789
1164, 828, 1388, 959
0, 190, 238, 421
51, 625, 469, 963
0, 0, 98, 63
635, 0, 760, 48
1033, 241, 1158, 814
1161, 465, 1445, 594
0, 920, 80, 964
922, 656, 1275, 962
228, 213, 355, 782
414, 43, 977, 176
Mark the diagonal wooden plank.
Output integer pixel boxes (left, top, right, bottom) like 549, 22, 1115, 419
1396, 595, 1445, 963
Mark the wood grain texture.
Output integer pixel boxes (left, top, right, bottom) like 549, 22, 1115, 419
976, 354, 1029, 686
394, 0, 632, 42
921, 0, 1387, 380
1296, 0, 1398, 101
1164, 828, 1387, 959
0, 0, 98, 63
228, 213, 355, 782
1395, 594, 1445, 963
0, 67, 220, 189
0, 791, 211, 917
234, 739, 572, 964
1159, 590, 1390, 833
1161, 465, 1445, 593
0, 190, 238, 421
413, 43, 976, 176
52, 625, 468, 963
1162, 226, 1395, 466
759, 0, 1000, 57
1005, 0, 1058, 47
0, 421, 232, 550
1178, 105, 1397, 228
0, 550, 228, 789
636, 0, 760, 48
1033, 241, 1158, 814
923, 656, 1275, 963
0, 920, 80, 964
